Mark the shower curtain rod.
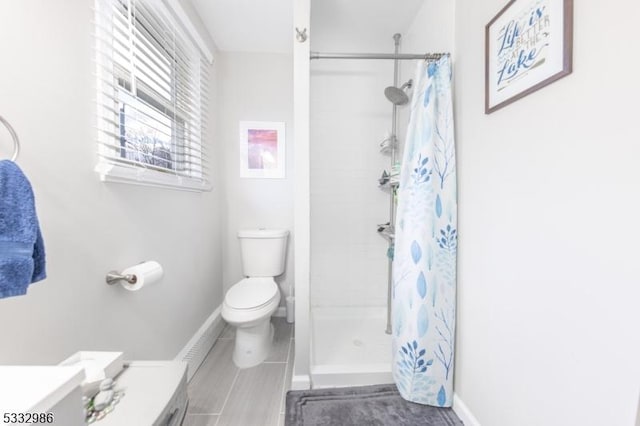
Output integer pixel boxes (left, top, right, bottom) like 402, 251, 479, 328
310, 52, 448, 61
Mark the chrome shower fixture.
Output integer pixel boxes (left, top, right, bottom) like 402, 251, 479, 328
384, 79, 413, 105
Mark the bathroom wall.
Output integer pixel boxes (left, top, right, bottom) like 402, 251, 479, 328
397, 0, 456, 149
309, 57, 393, 307
452, 1, 640, 425
0, 0, 223, 363
217, 52, 295, 305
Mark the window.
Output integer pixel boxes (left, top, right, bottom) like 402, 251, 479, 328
95, 0, 210, 191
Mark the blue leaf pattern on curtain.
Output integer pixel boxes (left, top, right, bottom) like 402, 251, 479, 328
437, 385, 447, 407
416, 272, 427, 299
417, 305, 429, 337
411, 241, 422, 264
423, 85, 432, 107
392, 56, 456, 407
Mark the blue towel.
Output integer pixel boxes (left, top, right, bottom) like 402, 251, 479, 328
0, 160, 46, 298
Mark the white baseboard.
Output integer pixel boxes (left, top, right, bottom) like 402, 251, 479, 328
291, 374, 311, 390
453, 393, 481, 426
274, 307, 286, 317
175, 305, 225, 382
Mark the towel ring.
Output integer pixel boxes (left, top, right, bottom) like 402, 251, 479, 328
0, 115, 20, 161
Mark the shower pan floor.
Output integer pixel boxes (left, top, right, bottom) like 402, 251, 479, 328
311, 306, 393, 388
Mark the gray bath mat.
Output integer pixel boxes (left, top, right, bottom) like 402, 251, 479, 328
285, 384, 463, 426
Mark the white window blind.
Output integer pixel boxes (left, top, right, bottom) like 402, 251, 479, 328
94, 0, 211, 191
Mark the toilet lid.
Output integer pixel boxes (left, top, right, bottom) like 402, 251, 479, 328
225, 278, 279, 310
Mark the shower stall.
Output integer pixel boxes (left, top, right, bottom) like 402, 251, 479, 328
307, 34, 447, 388
309, 49, 395, 386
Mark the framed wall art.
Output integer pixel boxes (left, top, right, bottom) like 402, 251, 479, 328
239, 121, 286, 179
485, 0, 573, 114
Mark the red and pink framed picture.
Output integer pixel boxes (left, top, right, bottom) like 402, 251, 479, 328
239, 121, 286, 179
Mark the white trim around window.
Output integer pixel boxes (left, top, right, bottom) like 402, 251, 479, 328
94, 0, 212, 192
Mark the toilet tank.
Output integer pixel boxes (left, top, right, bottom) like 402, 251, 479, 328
238, 229, 289, 277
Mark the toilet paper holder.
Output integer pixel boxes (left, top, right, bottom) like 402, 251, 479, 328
105, 271, 137, 285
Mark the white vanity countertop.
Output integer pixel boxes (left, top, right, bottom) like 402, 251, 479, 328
0, 366, 85, 412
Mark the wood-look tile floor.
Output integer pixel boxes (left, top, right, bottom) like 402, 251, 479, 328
183, 317, 294, 426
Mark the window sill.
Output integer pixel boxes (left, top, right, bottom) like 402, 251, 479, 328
95, 162, 212, 192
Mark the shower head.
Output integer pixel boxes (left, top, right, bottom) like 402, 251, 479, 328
384, 87, 409, 105
384, 79, 413, 105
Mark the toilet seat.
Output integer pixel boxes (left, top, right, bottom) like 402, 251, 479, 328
222, 277, 281, 329
225, 277, 279, 310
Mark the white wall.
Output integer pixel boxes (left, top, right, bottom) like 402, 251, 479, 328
453, 1, 640, 425
0, 0, 223, 363
217, 52, 295, 304
293, 0, 311, 386
310, 58, 393, 307
398, 0, 456, 149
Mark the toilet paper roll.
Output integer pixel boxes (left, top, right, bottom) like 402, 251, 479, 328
120, 261, 163, 291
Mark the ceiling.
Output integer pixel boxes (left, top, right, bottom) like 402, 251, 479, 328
190, 0, 426, 54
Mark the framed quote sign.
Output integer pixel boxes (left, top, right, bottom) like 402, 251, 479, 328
485, 0, 573, 114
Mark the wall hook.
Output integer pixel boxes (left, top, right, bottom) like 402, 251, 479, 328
295, 27, 308, 43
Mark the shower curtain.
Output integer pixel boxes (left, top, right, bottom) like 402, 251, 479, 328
392, 56, 456, 407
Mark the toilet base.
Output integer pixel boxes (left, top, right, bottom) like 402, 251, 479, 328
232, 319, 275, 369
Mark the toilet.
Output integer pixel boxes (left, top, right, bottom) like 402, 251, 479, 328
221, 228, 289, 368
